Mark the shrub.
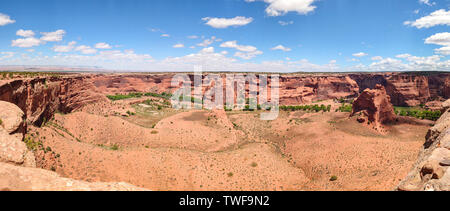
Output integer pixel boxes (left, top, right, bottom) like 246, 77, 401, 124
330, 175, 338, 181
0, 118, 2, 126
227, 172, 234, 177
151, 130, 158, 134
110, 145, 119, 151
251, 162, 258, 167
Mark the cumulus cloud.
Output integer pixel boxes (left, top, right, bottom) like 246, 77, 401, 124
424, 32, 450, 55
0, 13, 15, 26
352, 52, 368, 57
404, 9, 450, 29
95, 42, 112, 49
40, 30, 66, 42
173, 43, 185, 48
11, 37, 42, 48
16, 29, 35, 37
220, 41, 258, 52
187, 35, 199, 39
271, 45, 292, 52
425, 32, 450, 46
52, 41, 77, 52
161, 34, 170, 37
75, 45, 98, 54
246, 0, 317, 16
202, 16, 253, 28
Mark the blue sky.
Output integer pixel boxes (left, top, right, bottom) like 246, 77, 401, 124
0, 0, 450, 72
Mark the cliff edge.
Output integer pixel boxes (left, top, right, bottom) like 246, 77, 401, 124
397, 99, 450, 191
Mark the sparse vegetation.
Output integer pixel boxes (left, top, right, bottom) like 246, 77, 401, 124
107, 92, 173, 101
0, 118, 2, 126
280, 104, 332, 112
337, 103, 352, 113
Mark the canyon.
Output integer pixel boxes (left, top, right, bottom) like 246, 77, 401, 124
0, 71, 449, 191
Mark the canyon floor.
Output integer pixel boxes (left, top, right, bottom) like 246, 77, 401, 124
26, 97, 431, 191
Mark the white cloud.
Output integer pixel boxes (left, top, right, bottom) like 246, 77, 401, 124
40, 30, 66, 42
75, 45, 98, 54
425, 32, 450, 46
187, 35, 199, 39
173, 43, 185, 48
271, 45, 292, 52
404, 9, 450, 29
197, 36, 220, 47
202, 16, 253, 28
424, 32, 450, 55
0, 52, 15, 60
246, 0, 317, 16
219, 40, 262, 59
352, 52, 368, 57
0, 13, 15, 26
234, 51, 263, 60
419, 0, 435, 6
161, 34, 170, 37
278, 20, 294, 26
16, 29, 35, 37
220, 41, 258, 52
11, 37, 42, 48
200, 47, 215, 54
53, 41, 77, 52
95, 42, 112, 49
371, 56, 383, 61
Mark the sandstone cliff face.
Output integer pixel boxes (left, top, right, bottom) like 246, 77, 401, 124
351, 85, 397, 132
0, 76, 107, 126
398, 99, 450, 191
0, 72, 448, 127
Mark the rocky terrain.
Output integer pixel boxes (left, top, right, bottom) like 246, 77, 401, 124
398, 99, 450, 191
0, 71, 448, 191
0, 101, 145, 190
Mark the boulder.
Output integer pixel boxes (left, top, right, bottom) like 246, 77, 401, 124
0, 101, 25, 134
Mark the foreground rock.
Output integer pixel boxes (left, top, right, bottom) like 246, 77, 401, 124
0, 101, 34, 167
0, 162, 146, 191
351, 84, 397, 132
0, 100, 146, 191
398, 99, 450, 191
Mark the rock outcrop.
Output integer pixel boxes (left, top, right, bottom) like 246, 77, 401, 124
351, 84, 397, 132
0, 100, 145, 191
0, 101, 34, 167
398, 99, 450, 191
0, 162, 146, 191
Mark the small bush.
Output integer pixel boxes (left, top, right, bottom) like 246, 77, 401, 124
151, 130, 158, 134
330, 175, 338, 181
251, 162, 258, 167
110, 145, 119, 151
227, 172, 234, 177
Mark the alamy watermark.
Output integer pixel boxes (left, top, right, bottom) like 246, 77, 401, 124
170, 66, 280, 120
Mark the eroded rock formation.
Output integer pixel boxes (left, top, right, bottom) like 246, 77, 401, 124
351, 84, 397, 132
398, 99, 450, 191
